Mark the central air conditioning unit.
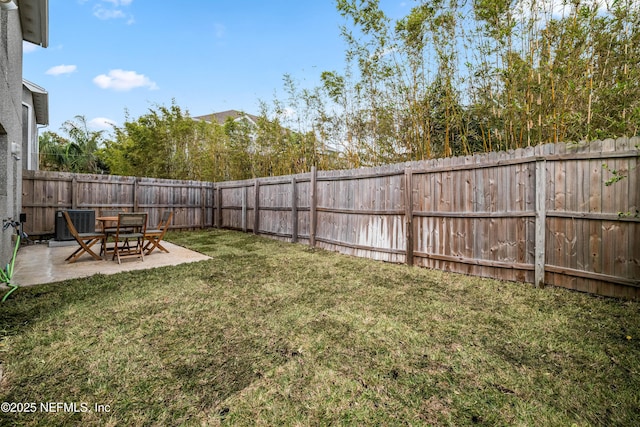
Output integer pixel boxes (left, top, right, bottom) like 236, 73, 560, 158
55, 210, 96, 241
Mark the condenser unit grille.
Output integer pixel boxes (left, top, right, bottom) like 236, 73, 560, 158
55, 210, 96, 241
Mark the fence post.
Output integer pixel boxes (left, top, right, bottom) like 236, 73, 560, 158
212, 184, 216, 227
133, 177, 139, 212
535, 159, 547, 288
201, 184, 206, 229
216, 185, 222, 228
404, 167, 414, 266
253, 179, 260, 234
309, 166, 317, 247
291, 176, 298, 243
71, 176, 78, 209
242, 185, 248, 232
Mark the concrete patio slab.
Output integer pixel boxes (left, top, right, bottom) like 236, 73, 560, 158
7, 241, 211, 287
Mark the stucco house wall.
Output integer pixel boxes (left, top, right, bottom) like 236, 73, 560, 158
0, 0, 48, 269
0, 7, 24, 266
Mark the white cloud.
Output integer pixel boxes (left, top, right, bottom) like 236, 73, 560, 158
93, 69, 158, 91
23, 41, 39, 53
282, 107, 297, 119
514, 0, 609, 21
46, 64, 78, 76
93, 6, 125, 20
89, 117, 117, 130
92, 0, 134, 23
103, 0, 133, 5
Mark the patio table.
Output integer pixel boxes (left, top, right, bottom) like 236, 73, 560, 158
97, 216, 118, 225
97, 216, 118, 258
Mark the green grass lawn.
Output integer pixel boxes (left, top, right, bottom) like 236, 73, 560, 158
1, 229, 639, 426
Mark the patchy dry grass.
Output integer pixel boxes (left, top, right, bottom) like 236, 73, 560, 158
1, 229, 639, 426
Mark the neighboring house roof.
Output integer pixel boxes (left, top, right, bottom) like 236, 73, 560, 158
193, 110, 260, 126
17, 0, 49, 48
23, 79, 48, 125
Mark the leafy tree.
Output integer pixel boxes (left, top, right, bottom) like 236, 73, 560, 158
293, 0, 640, 165
46, 2, 640, 178
99, 101, 341, 181
222, 115, 257, 180
39, 131, 70, 171
103, 102, 227, 180
38, 115, 108, 173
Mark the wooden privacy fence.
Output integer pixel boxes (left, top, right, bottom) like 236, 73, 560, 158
213, 138, 639, 299
22, 138, 639, 298
22, 171, 214, 234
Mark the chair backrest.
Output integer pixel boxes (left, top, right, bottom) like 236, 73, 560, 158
62, 211, 81, 239
158, 210, 173, 229
117, 213, 147, 234
160, 210, 172, 222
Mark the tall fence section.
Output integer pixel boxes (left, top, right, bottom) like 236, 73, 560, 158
22, 138, 639, 298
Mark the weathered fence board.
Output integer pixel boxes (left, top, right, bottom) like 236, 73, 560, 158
22, 171, 215, 234
22, 138, 640, 299
212, 139, 640, 298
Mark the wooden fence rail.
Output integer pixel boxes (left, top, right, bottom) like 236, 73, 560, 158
212, 138, 639, 299
22, 171, 215, 234
22, 138, 640, 299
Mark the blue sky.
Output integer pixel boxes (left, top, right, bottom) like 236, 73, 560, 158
22, 0, 408, 134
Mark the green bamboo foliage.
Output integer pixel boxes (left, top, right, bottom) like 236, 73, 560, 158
42, 1, 639, 177
94, 101, 344, 181
286, 0, 640, 167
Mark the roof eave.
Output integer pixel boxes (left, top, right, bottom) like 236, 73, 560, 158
19, 0, 49, 48
23, 79, 49, 125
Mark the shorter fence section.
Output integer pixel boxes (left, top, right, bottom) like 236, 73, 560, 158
22, 171, 214, 236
